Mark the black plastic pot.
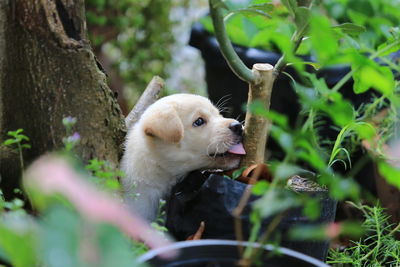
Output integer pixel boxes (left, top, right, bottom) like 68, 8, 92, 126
137, 239, 330, 267
166, 171, 337, 261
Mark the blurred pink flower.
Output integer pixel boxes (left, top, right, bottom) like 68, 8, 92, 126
24, 155, 176, 259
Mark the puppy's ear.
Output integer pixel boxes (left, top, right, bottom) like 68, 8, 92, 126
142, 106, 184, 143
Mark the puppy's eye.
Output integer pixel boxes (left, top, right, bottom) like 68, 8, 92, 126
193, 117, 206, 127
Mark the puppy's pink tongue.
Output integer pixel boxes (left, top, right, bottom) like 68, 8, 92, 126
228, 143, 246, 155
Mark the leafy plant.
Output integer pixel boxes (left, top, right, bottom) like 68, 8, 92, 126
85, 0, 174, 105
205, 0, 399, 265
85, 159, 124, 192
151, 200, 168, 233
328, 202, 400, 267
2, 129, 31, 172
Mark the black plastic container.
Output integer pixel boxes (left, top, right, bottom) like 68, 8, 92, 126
166, 172, 337, 261
138, 239, 330, 267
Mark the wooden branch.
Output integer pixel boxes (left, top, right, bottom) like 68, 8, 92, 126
125, 76, 164, 130
241, 64, 275, 167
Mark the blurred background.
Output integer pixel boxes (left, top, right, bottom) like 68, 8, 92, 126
86, 0, 210, 115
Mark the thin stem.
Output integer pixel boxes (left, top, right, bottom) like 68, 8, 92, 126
233, 165, 263, 256
389, 222, 400, 237
331, 70, 353, 92
209, 0, 255, 84
244, 212, 286, 264
18, 143, 24, 172
359, 207, 382, 262
273, 0, 314, 77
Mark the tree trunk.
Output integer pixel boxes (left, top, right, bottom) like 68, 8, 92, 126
0, 0, 126, 198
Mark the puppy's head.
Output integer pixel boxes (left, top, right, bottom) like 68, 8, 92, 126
139, 94, 245, 172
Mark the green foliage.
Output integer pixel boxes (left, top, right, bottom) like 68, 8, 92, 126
352, 53, 395, 95
86, 159, 124, 192
0, 170, 148, 267
2, 129, 30, 150
216, 3, 400, 265
377, 161, 400, 190
231, 166, 247, 179
0, 213, 38, 267
322, 0, 400, 49
328, 203, 400, 267
0, 189, 34, 267
0, 118, 151, 266
150, 200, 168, 233
328, 122, 375, 168
201, 0, 293, 52
2, 129, 31, 173
309, 14, 340, 64
85, 0, 174, 105
0, 204, 145, 267
39, 206, 140, 267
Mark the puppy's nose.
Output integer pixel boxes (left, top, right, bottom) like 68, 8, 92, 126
229, 122, 243, 136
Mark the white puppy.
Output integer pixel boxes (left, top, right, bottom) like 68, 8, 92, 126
120, 94, 245, 222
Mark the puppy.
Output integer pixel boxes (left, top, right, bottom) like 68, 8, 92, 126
120, 94, 245, 222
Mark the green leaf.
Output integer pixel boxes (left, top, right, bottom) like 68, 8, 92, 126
0, 218, 37, 267
281, 0, 297, 16
20, 135, 30, 142
232, 8, 271, 19
249, 28, 272, 48
270, 126, 293, 154
252, 181, 269, 196
273, 163, 303, 181
226, 16, 251, 47
3, 139, 16, 146
377, 161, 400, 190
287, 61, 321, 71
248, 3, 274, 13
288, 224, 327, 240
377, 41, 400, 57
294, 7, 311, 33
303, 198, 321, 220
232, 166, 247, 179
254, 188, 299, 218
328, 122, 375, 167
309, 14, 338, 65
332, 23, 366, 36
352, 54, 395, 95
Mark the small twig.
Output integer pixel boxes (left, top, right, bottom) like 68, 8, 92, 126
233, 164, 264, 256
246, 212, 286, 262
125, 76, 164, 130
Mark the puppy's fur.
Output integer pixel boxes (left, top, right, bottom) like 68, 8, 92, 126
121, 94, 244, 221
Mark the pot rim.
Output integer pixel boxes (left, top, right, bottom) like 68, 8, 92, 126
137, 239, 330, 266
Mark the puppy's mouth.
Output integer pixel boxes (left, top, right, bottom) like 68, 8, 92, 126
211, 142, 246, 157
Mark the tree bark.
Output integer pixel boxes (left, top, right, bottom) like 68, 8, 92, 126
0, 0, 126, 198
